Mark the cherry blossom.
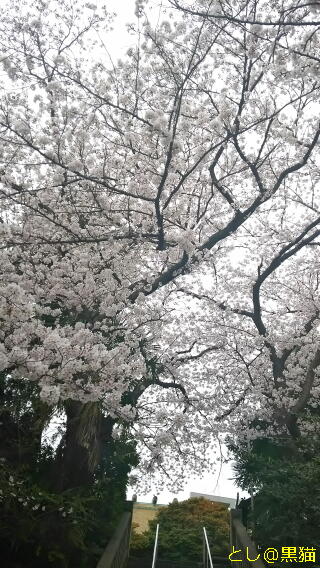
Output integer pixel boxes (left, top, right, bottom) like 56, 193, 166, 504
1, 0, 320, 485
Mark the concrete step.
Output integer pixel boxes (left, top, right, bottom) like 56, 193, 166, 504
127, 560, 168, 568
127, 558, 228, 568
127, 559, 201, 568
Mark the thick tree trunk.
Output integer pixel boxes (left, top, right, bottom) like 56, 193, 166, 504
53, 400, 115, 491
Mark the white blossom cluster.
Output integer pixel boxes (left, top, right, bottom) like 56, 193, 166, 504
0, 0, 320, 484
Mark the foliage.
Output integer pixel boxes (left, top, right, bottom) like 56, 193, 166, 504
130, 521, 152, 554
231, 434, 320, 547
131, 497, 230, 562
0, 440, 136, 568
0, 461, 94, 567
0, 373, 138, 568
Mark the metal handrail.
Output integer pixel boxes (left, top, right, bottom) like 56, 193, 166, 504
151, 523, 159, 568
203, 526, 213, 568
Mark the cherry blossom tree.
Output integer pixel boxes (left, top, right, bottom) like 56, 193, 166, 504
1, 0, 320, 487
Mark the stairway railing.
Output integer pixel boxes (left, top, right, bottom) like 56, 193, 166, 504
151, 523, 160, 568
230, 509, 264, 568
203, 526, 213, 568
97, 511, 132, 568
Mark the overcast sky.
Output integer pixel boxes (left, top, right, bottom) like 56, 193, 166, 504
130, 458, 243, 505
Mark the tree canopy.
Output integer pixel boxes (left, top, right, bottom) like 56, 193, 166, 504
231, 431, 320, 547
1, 0, 320, 489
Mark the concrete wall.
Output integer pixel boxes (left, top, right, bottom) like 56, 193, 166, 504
190, 492, 236, 509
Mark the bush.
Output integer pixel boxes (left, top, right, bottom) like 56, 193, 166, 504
131, 497, 230, 563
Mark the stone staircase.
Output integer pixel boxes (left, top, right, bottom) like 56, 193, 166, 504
128, 561, 200, 568
128, 561, 197, 568
127, 557, 227, 568
96, 506, 262, 568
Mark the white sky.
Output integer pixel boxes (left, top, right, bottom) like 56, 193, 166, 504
100, 0, 244, 503
129, 461, 243, 505
103, 1, 136, 59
